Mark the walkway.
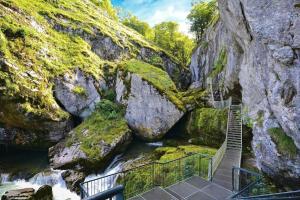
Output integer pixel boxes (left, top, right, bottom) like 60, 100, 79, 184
129, 105, 242, 200
212, 105, 242, 190
130, 176, 232, 200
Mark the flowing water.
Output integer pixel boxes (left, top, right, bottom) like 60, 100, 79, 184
0, 148, 80, 200
0, 138, 185, 199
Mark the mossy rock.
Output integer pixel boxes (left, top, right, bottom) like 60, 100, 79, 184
119, 59, 185, 111
186, 108, 228, 148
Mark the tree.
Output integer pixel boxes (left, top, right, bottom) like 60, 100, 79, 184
153, 22, 195, 66
187, 0, 218, 42
122, 15, 154, 40
99, 0, 118, 20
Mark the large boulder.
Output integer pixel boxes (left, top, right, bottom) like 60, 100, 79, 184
54, 69, 101, 119
116, 60, 185, 140
190, 0, 300, 182
49, 100, 132, 172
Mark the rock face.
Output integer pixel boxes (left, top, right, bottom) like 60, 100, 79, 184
54, 69, 101, 119
61, 170, 85, 194
190, 0, 300, 182
116, 71, 184, 140
1, 186, 52, 200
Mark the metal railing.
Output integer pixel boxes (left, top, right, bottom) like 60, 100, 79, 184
80, 153, 212, 199
209, 97, 232, 177
83, 185, 124, 200
231, 167, 262, 198
231, 167, 300, 199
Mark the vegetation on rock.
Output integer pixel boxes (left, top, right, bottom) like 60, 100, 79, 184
120, 59, 185, 110
66, 100, 130, 159
268, 127, 297, 158
186, 108, 228, 147
209, 48, 227, 78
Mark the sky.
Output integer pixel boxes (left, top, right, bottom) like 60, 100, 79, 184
112, 0, 194, 36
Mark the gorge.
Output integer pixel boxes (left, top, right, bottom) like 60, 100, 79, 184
1, 0, 300, 199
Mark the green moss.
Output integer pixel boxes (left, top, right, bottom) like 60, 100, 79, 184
209, 48, 227, 78
120, 59, 185, 111
66, 100, 130, 159
0, 0, 177, 123
187, 108, 228, 148
72, 86, 87, 97
155, 145, 217, 162
180, 88, 208, 108
268, 128, 298, 158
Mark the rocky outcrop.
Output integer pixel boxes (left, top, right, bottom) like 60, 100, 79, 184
54, 69, 101, 119
49, 100, 132, 171
1, 186, 52, 200
116, 70, 184, 140
138, 47, 191, 89
61, 170, 85, 194
190, 0, 300, 182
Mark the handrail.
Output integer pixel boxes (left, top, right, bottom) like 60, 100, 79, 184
210, 97, 232, 177
84, 185, 124, 200
238, 190, 300, 199
80, 152, 212, 199
231, 167, 262, 198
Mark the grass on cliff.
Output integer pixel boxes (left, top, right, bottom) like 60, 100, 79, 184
66, 100, 130, 159
120, 59, 185, 110
209, 48, 227, 78
268, 127, 297, 158
0, 0, 174, 122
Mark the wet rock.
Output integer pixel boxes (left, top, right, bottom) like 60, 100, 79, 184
34, 185, 53, 200
61, 170, 85, 194
1, 188, 35, 200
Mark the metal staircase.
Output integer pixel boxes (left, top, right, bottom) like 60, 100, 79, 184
227, 105, 242, 151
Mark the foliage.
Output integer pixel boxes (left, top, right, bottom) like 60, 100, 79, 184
0, 0, 168, 122
209, 48, 227, 78
155, 145, 216, 162
102, 89, 116, 101
153, 21, 195, 66
268, 128, 298, 158
72, 86, 87, 97
67, 100, 129, 159
99, 0, 118, 20
121, 145, 216, 198
187, 108, 228, 147
188, 0, 218, 42
121, 59, 185, 110
122, 15, 154, 40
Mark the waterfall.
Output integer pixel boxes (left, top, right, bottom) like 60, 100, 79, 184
0, 174, 9, 184
84, 154, 124, 195
0, 170, 80, 200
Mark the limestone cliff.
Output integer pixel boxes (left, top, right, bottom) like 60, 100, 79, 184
0, 0, 188, 149
190, 0, 300, 182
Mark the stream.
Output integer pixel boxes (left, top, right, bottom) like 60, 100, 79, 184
0, 140, 167, 199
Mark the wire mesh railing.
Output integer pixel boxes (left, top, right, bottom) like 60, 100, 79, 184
80, 153, 212, 199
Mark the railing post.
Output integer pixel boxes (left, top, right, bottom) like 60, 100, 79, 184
209, 158, 213, 181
